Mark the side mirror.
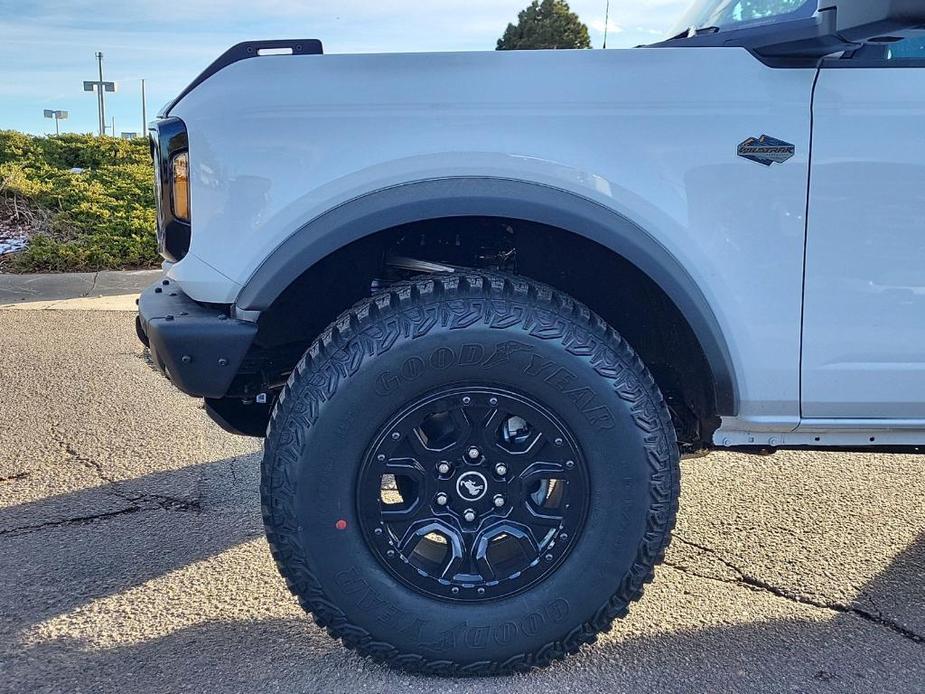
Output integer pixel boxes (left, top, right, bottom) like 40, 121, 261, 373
752, 0, 925, 63
826, 0, 925, 42
653, 0, 925, 65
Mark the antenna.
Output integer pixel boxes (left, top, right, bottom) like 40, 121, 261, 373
603, 0, 611, 49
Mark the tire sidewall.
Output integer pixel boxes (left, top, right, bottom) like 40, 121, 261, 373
265, 299, 675, 666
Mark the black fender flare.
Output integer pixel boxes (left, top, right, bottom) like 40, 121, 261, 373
236, 177, 738, 415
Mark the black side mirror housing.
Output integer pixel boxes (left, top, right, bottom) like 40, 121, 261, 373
652, 0, 925, 66
830, 0, 925, 42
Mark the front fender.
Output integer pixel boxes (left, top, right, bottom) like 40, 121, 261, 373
234, 177, 738, 415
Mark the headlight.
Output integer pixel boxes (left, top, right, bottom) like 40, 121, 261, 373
171, 151, 190, 222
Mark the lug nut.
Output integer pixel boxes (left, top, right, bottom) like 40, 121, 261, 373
467, 447, 480, 460
493, 494, 505, 508
437, 462, 451, 474
463, 509, 476, 522
436, 493, 448, 506
494, 463, 507, 476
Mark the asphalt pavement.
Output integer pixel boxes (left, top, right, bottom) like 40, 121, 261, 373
0, 299, 922, 693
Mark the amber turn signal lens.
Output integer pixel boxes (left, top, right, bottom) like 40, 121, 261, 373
171, 151, 190, 222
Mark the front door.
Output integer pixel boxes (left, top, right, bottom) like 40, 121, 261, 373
802, 38, 925, 418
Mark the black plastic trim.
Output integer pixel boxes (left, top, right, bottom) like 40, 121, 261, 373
649, 6, 842, 67
150, 117, 190, 262
204, 398, 272, 437
235, 177, 739, 416
650, 2, 925, 68
160, 39, 323, 117
137, 279, 257, 399
821, 56, 925, 67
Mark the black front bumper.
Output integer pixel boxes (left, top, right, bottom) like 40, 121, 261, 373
136, 279, 257, 399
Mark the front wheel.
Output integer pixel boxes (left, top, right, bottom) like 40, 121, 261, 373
261, 272, 679, 675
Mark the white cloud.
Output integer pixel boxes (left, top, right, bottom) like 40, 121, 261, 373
588, 19, 624, 34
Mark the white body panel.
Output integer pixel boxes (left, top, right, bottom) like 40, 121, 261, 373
169, 47, 816, 423
803, 66, 925, 419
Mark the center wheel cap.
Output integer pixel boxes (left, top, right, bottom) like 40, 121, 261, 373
456, 470, 488, 501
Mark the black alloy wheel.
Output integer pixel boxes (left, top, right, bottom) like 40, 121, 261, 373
261, 272, 680, 675
357, 386, 589, 602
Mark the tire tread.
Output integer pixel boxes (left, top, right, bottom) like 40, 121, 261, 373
261, 271, 680, 675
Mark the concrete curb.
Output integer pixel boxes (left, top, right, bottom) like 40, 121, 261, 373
0, 270, 160, 311
0, 294, 140, 312
0, 269, 161, 302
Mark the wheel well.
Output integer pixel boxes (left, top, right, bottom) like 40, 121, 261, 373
231, 216, 721, 449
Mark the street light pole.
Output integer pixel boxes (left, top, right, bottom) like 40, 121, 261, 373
97, 52, 105, 134
603, 0, 611, 49
141, 78, 147, 134
43, 109, 69, 135
83, 52, 117, 136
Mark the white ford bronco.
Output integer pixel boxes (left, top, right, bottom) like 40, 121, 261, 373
136, 0, 925, 674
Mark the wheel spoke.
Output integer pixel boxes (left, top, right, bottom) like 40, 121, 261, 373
480, 407, 506, 449
496, 522, 542, 557
436, 526, 467, 580
395, 518, 444, 555
381, 503, 422, 524
472, 533, 496, 582
383, 457, 426, 483
407, 427, 435, 458
443, 407, 474, 454
360, 386, 588, 601
507, 523, 541, 556
516, 498, 565, 528
379, 457, 431, 523
518, 460, 568, 486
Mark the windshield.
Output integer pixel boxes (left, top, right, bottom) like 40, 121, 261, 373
669, 0, 817, 36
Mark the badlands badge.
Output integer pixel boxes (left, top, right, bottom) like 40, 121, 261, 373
737, 135, 796, 166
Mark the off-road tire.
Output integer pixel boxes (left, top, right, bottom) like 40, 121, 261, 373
261, 271, 680, 675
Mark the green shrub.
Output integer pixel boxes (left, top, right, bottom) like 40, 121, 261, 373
0, 130, 158, 272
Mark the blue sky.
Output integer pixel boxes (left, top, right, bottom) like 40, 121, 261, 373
0, 0, 689, 136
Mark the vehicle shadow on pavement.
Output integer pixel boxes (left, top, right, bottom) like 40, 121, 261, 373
5, 533, 924, 694
2, 450, 922, 694
0, 455, 264, 632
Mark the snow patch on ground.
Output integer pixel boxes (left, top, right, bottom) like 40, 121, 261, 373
0, 235, 27, 255
0, 204, 33, 259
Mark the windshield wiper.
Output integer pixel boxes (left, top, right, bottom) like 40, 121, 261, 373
665, 25, 721, 41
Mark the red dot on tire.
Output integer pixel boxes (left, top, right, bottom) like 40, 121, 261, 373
335, 519, 348, 530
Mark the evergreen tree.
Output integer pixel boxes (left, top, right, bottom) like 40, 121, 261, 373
497, 0, 592, 51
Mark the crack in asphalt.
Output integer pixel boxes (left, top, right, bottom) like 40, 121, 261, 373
80, 272, 99, 298
1, 434, 207, 538
0, 471, 30, 483
0, 506, 154, 537
668, 535, 924, 646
